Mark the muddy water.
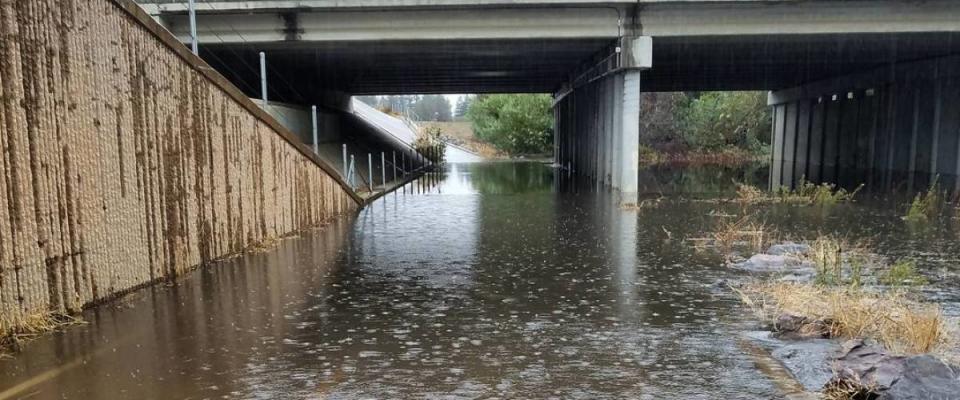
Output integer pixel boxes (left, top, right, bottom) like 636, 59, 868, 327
3, 162, 960, 399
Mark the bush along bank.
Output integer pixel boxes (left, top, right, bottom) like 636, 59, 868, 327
638, 91, 772, 165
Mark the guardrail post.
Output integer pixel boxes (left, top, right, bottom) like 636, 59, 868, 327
311, 105, 319, 155
342, 144, 348, 177
367, 153, 373, 191
348, 155, 356, 187
188, 0, 198, 54
259, 52, 267, 107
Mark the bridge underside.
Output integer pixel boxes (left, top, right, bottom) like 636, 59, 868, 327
143, 0, 960, 200
197, 32, 960, 97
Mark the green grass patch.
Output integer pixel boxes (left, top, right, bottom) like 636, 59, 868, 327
879, 260, 929, 286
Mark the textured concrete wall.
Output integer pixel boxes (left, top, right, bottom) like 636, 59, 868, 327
0, 0, 359, 334
770, 55, 960, 193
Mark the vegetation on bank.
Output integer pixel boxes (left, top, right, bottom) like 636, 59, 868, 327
461, 91, 770, 159
414, 126, 447, 163
737, 282, 944, 355
905, 177, 944, 223
466, 94, 554, 155
729, 231, 947, 356
640, 91, 771, 163
2, 312, 85, 356
734, 179, 861, 206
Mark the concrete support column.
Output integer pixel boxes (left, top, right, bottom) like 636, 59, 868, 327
552, 36, 647, 204
617, 70, 641, 203
552, 70, 641, 204
611, 73, 624, 190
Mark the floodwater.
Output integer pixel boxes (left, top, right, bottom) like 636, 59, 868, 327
3, 162, 960, 399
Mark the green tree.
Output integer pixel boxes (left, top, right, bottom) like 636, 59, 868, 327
412, 95, 452, 121
467, 94, 553, 155
454, 95, 473, 119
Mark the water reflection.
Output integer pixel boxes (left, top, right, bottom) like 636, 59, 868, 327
7, 161, 960, 399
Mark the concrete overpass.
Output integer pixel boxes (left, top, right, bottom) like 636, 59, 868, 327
138, 0, 960, 200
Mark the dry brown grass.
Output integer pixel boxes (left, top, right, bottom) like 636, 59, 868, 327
418, 121, 503, 159
712, 214, 774, 253
735, 184, 767, 203
822, 374, 877, 400
1, 312, 85, 355
736, 282, 945, 355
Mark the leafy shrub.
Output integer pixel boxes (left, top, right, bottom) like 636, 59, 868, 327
466, 94, 553, 155
677, 92, 771, 154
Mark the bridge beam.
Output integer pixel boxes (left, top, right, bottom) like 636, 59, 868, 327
769, 55, 960, 193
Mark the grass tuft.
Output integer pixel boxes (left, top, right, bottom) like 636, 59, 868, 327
735, 178, 861, 206
711, 214, 774, 253
904, 177, 942, 223
879, 259, 929, 287
823, 375, 877, 400
736, 282, 945, 355
1, 312, 85, 355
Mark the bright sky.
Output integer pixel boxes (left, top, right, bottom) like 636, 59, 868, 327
446, 94, 465, 114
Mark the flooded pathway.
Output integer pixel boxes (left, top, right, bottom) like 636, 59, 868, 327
3, 162, 960, 399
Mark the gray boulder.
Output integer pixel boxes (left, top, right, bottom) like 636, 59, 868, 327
733, 253, 811, 273
832, 339, 960, 399
772, 339, 841, 391
767, 242, 811, 256
881, 356, 960, 400
772, 314, 831, 340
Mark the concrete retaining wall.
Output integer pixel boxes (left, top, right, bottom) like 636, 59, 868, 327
770, 55, 960, 193
0, 0, 359, 334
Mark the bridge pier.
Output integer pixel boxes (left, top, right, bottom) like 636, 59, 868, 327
769, 55, 960, 193
554, 37, 650, 205
554, 71, 641, 205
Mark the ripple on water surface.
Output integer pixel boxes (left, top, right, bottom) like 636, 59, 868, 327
3, 162, 960, 399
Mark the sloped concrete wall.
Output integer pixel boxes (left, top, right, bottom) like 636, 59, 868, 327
0, 0, 359, 334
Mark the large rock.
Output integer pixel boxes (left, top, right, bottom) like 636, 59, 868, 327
832, 339, 960, 399
733, 253, 812, 273
772, 339, 841, 391
767, 242, 811, 256
772, 314, 831, 340
743, 330, 841, 392
832, 339, 905, 389
881, 356, 960, 400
